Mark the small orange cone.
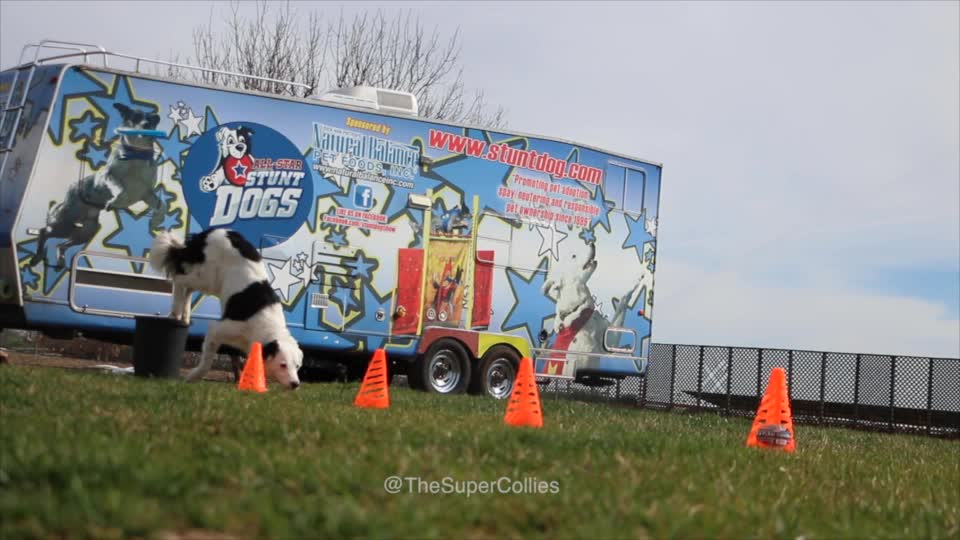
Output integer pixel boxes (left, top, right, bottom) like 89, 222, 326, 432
504, 357, 543, 428
237, 342, 267, 393
746, 367, 795, 452
354, 348, 390, 409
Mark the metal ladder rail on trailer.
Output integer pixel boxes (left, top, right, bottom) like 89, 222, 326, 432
0, 40, 110, 182
0, 38, 314, 182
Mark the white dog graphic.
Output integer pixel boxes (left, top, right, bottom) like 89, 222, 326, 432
541, 240, 649, 376
200, 125, 256, 192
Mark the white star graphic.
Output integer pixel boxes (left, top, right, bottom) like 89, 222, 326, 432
180, 108, 203, 138
167, 104, 182, 126
645, 215, 658, 238
536, 221, 568, 261
267, 257, 301, 302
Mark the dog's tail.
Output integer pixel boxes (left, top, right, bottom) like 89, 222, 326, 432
149, 231, 184, 276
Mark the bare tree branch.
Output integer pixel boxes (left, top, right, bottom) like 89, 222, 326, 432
169, 2, 505, 127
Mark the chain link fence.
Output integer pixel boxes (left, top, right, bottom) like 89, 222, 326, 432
540, 343, 960, 438
4, 329, 958, 437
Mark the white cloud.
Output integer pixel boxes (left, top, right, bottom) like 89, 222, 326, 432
653, 260, 960, 358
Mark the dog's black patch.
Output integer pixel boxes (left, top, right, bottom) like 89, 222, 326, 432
226, 230, 261, 262
222, 280, 279, 321
262, 340, 279, 359
236, 126, 254, 155
168, 229, 214, 275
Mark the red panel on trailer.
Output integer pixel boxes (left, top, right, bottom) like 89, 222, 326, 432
393, 248, 424, 335
472, 250, 494, 329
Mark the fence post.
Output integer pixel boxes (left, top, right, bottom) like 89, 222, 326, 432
888, 356, 897, 432
668, 344, 676, 410
787, 350, 794, 400
853, 354, 861, 428
725, 347, 733, 416
819, 352, 827, 424
696, 346, 704, 409
926, 358, 934, 436
639, 375, 647, 408
756, 349, 764, 402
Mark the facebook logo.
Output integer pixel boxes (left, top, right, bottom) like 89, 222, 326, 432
353, 184, 374, 210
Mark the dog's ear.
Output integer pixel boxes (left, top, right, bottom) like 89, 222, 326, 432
113, 103, 132, 119
262, 340, 280, 360
215, 128, 227, 143
147, 114, 161, 129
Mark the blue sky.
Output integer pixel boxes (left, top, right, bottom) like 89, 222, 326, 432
1, 0, 958, 357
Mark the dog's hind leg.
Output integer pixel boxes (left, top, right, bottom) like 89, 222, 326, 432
143, 189, 165, 231
186, 321, 223, 382
54, 218, 99, 268
170, 284, 194, 324
179, 288, 195, 325
29, 228, 51, 266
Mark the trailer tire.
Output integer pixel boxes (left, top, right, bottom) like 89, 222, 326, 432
419, 339, 471, 395
468, 345, 520, 399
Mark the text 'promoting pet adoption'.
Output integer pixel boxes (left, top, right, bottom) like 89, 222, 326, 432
383, 476, 560, 497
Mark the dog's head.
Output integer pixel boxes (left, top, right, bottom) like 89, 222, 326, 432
216, 125, 254, 160
544, 240, 598, 325
262, 336, 303, 390
114, 103, 160, 150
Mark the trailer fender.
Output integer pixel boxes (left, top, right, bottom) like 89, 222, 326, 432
417, 327, 531, 361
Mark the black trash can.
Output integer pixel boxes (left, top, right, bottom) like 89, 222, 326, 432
133, 316, 189, 378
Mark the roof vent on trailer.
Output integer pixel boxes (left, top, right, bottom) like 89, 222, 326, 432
312, 86, 418, 117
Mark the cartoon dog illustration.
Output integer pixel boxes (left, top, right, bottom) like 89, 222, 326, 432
29, 103, 165, 267
430, 256, 463, 322
433, 205, 472, 236
200, 125, 255, 192
541, 240, 648, 375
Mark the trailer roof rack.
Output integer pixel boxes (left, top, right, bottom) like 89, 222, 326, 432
9, 39, 313, 94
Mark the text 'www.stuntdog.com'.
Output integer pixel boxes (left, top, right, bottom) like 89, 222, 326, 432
383, 476, 560, 497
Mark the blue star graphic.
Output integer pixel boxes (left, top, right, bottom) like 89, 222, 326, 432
232, 161, 247, 177
41, 239, 85, 295
203, 106, 219, 132
618, 293, 652, 344
579, 228, 596, 243
589, 183, 615, 233
103, 208, 157, 272
424, 132, 527, 216
157, 185, 178, 207
330, 282, 360, 315
16, 238, 38, 265
326, 230, 347, 248
500, 260, 555, 343
157, 125, 192, 169
79, 141, 110, 169
160, 208, 184, 231
68, 110, 103, 143
20, 265, 39, 289
48, 68, 104, 144
346, 250, 378, 280
622, 212, 654, 261
87, 76, 159, 144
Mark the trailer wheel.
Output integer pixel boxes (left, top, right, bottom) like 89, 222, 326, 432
468, 345, 519, 399
419, 339, 471, 394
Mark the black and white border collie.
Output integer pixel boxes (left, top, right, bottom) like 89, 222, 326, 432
149, 228, 303, 389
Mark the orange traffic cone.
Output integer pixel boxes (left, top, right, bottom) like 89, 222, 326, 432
354, 348, 390, 409
504, 357, 543, 428
238, 342, 267, 393
746, 367, 795, 452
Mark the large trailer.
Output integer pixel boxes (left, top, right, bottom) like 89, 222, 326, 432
0, 41, 663, 398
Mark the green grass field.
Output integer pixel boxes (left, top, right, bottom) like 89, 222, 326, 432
1, 364, 957, 540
